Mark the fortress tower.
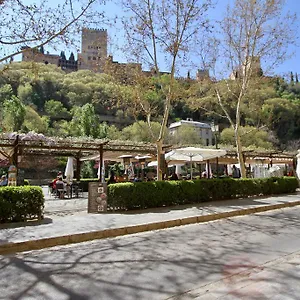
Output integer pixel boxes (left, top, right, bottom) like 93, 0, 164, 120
230, 56, 263, 80
78, 28, 108, 72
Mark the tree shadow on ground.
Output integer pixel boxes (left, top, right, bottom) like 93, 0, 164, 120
1, 207, 300, 299
0, 218, 53, 230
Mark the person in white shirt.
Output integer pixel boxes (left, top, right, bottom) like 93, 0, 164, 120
0, 175, 8, 186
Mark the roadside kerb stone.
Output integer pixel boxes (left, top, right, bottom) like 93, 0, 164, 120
1, 199, 300, 255
180, 216, 198, 225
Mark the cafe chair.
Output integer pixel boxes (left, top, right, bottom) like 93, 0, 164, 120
55, 182, 65, 199
72, 182, 83, 198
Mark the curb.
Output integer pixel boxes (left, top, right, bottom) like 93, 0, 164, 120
1, 200, 300, 255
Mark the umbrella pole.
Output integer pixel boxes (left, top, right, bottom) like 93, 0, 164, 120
190, 156, 193, 179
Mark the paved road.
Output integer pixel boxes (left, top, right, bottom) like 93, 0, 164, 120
1, 206, 300, 300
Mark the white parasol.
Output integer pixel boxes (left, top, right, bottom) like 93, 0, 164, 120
165, 147, 226, 179
296, 150, 300, 179
64, 157, 74, 183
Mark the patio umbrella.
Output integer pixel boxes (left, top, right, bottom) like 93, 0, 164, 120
97, 161, 101, 179
165, 147, 226, 179
227, 164, 233, 176
97, 159, 106, 182
64, 157, 74, 183
148, 161, 158, 167
296, 150, 300, 179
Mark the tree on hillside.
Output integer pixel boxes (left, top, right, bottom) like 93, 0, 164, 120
120, 0, 213, 180
261, 98, 300, 147
201, 0, 297, 177
0, 84, 13, 104
3, 96, 26, 132
44, 100, 69, 118
121, 121, 162, 143
220, 126, 273, 150
0, 0, 105, 63
70, 103, 108, 138
22, 106, 49, 134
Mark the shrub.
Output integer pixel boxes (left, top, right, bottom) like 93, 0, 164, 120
107, 177, 298, 211
0, 186, 44, 223
79, 178, 99, 192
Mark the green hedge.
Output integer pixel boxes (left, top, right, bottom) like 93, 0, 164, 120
79, 178, 99, 192
107, 177, 299, 211
0, 186, 44, 223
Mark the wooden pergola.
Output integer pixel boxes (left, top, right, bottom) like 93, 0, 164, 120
218, 150, 296, 166
0, 133, 161, 182
0, 133, 297, 182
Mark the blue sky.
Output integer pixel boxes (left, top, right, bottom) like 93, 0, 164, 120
23, 0, 299, 77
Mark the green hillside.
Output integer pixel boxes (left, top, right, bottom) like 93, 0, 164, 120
0, 62, 299, 151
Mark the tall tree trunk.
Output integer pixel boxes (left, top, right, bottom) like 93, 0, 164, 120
156, 140, 164, 181
156, 83, 172, 181
235, 129, 246, 178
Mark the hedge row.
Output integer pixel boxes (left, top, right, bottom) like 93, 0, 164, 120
107, 177, 299, 210
0, 186, 44, 223
80, 178, 99, 192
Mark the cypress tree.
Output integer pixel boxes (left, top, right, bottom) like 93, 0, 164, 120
39, 45, 44, 54
60, 51, 66, 60
69, 52, 75, 61
290, 71, 294, 84
187, 70, 191, 79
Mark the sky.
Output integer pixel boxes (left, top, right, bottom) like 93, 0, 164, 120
21, 0, 300, 78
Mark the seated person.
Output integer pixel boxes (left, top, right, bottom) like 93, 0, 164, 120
107, 174, 117, 185
52, 171, 64, 188
170, 172, 178, 180
55, 176, 66, 198
133, 176, 141, 182
56, 176, 65, 188
0, 175, 8, 186
52, 176, 59, 190
232, 165, 241, 178
146, 171, 155, 181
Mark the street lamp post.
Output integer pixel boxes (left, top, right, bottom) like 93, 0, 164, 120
211, 122, 220, 177
211, 122, 219, 149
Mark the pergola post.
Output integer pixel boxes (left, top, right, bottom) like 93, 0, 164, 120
12, 135, 19, 169
99, 145, 104, 182
207, 160, 211, 178
76, 155, 81, 181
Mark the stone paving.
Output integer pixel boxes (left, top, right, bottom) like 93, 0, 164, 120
0, 186, 300, 254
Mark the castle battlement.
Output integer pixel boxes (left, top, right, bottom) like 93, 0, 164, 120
82, 27, 107, 33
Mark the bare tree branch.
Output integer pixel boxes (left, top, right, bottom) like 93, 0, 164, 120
0, 0, 104, 63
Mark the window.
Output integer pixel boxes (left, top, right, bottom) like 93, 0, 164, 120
88, 56, 91, 60
93, 57, 96, 60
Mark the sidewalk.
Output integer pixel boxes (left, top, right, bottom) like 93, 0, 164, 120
1, 190, 300, 255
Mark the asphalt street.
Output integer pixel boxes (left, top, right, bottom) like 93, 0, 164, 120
1, 206, 300, 300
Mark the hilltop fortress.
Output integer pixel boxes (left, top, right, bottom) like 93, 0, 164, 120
22, 28, 148, 80
23, 28, 111, 72
21, 28, 212, 82
22, 27, 264, 82
22, 28, 264, 82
